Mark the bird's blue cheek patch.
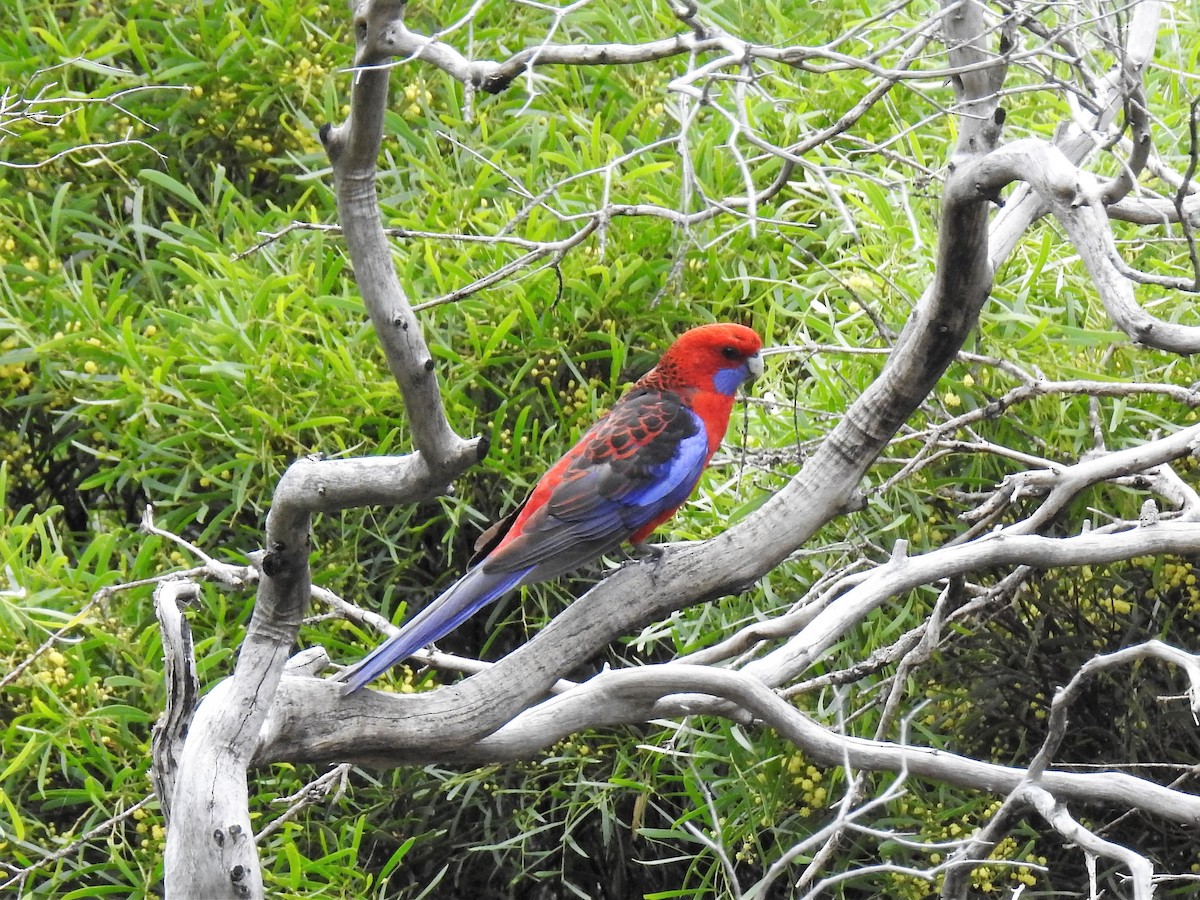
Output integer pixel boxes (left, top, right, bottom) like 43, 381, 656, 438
713, 364, 748, 396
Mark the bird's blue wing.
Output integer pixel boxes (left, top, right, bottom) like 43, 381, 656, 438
484, 389, 708, 575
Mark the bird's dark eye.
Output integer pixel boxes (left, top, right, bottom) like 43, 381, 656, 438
721, 345, 739, 360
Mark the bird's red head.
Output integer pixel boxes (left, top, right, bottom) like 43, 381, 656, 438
644, 323, 764, 397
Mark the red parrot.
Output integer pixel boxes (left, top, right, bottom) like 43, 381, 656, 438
340, 323, 763, 692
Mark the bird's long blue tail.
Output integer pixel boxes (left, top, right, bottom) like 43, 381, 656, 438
340, 566, 527, 693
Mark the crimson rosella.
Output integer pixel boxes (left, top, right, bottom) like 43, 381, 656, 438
340, 323, 763, 692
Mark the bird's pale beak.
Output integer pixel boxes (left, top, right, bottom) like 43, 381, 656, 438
746, 351, 764, 382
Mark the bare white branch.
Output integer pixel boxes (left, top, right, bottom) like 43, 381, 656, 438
1020, 784, 1154, 900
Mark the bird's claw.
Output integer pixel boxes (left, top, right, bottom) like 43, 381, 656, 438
628, 542, 665, 563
